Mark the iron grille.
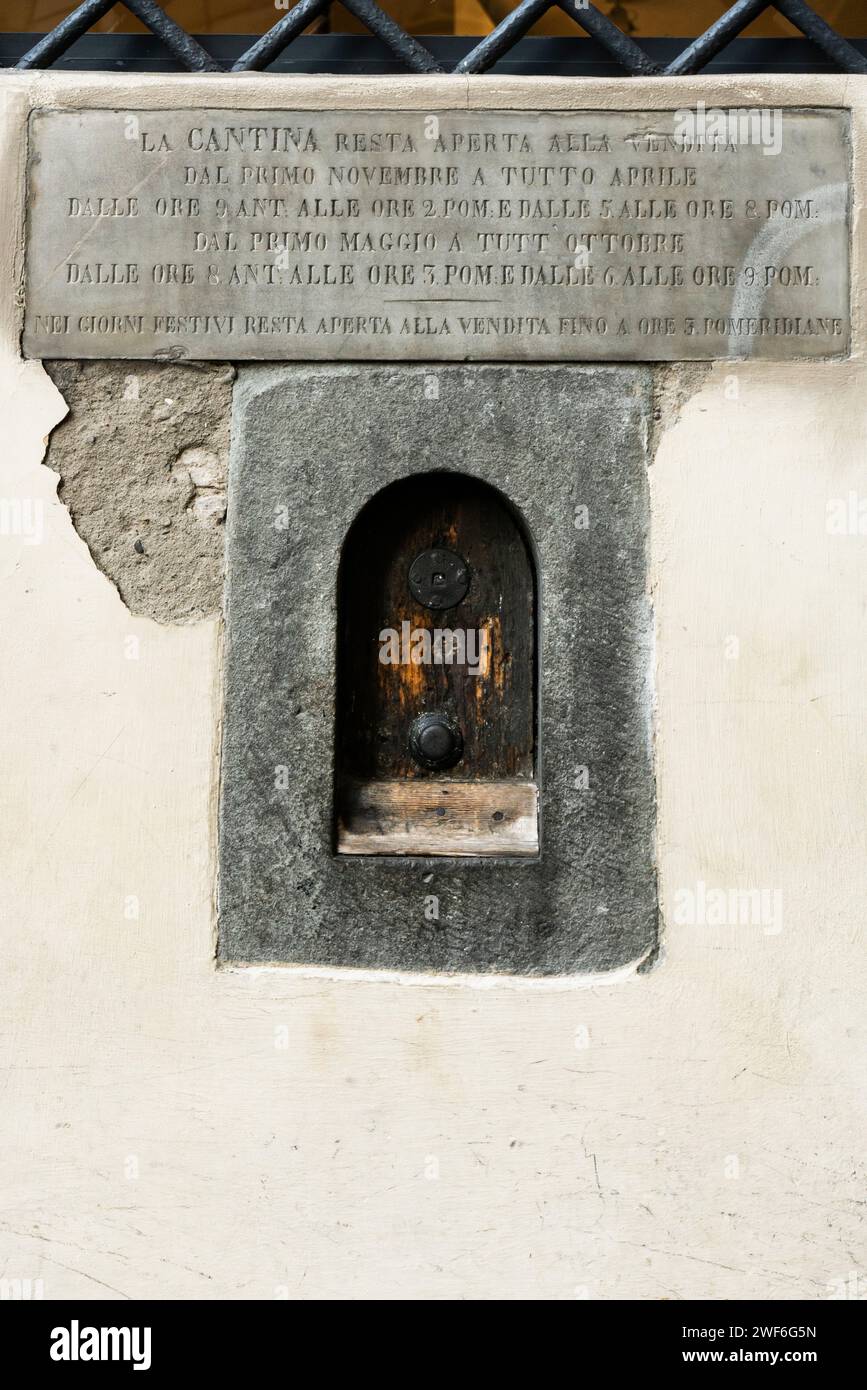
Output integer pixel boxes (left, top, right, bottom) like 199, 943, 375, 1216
5, 0, 867, 76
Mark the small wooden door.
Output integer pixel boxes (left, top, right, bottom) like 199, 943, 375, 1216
335, 473, 538, 856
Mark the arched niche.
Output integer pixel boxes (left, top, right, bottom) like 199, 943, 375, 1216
335, 471, 538, 856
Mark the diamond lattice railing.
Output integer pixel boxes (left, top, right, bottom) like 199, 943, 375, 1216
13, 0, 867, 75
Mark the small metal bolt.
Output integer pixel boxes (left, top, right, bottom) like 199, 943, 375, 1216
408, 712, 463, 771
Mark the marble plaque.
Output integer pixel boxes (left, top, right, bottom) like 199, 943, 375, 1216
24, 107, 850, 362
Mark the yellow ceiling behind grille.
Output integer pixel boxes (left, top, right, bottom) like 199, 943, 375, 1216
2, 0, 865, 38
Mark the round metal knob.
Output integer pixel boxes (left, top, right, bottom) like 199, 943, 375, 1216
408, 548, 469, 611
408, 712, 463, 770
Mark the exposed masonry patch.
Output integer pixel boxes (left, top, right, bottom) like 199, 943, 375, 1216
650, 363, 713, 459
44, 361, 234, 624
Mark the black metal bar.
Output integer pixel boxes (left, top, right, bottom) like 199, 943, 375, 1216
664, 0, 771, 76
455, 0, 554, 74
122, 0, 223, 72
233, 0, 330, 72
775, 0, 867, 74
7, 30, 867, 79
16, 0, 116, 69
557, 1, 660, 75
338, 0, 445, 73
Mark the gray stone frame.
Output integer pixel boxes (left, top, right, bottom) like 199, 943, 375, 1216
219, 364, 656, 974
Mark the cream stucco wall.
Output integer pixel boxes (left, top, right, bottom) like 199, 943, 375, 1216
1, 73, 864, 1300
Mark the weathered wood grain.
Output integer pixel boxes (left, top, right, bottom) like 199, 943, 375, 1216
336, 778, 539, 856
336, 472, 536, 783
